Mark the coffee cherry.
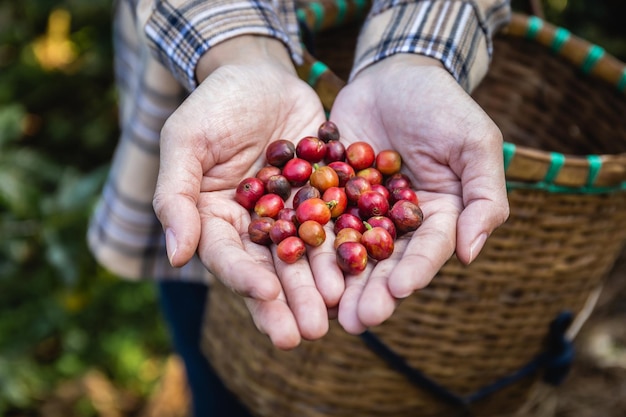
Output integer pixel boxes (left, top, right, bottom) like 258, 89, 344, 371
346, 141, 375, 170
390, 187, 419, 206
357, 167, 383, 185
269, 219, 298, 245
248, 217, 275, 245
296, 136, 327, 163
322, 186, 348, 218
324, 140, 346, 163
235, 177, 265, 210
389, 200, 424, 235
254, 193, 284, 219
345, 176, 372, 205
333, 227, 363, 249
266, 174, 291, 201
298, 220, 326, 247
266, 139, 295, 167
255, 165, 282, 185
385, 173, 412, 192
361, 226, 394, 261
358, 190, 390, 219
292, 185, 321, 209
366, 215, 397, 240
370, 183, 390, 201
309, 165, 339, 193
328, 161, 355, 187
277, 207, 298, 223
375, 150, 402, 176
317, 120, 340, 143
282, 157, 313, 187
296, 198, 332, 226
334, 213, 366, 235
277, 236, 306, 264
336, 241, 368, 275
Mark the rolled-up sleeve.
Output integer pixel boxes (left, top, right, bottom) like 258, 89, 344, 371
144, 0, 303, 91
351, 0, 511, 92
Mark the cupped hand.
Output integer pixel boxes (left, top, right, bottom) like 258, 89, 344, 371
329, 55, 510, 334
152, 37, 344, 349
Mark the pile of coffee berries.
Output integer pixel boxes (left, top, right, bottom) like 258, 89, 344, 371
235, 121, 423, 274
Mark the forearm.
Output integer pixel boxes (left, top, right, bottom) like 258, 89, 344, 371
195, 35, 296, 83
141, 0, 302, 91
351, 0, 512, 92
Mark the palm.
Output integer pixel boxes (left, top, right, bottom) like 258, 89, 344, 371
157, 62, 345, 349
329, 58, 508, 333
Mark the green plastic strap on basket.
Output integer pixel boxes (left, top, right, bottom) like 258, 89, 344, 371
299, 2, 325, 32
551, 28, 570, 53
308, 60, 329, 87
586, 155, 602, 188
544, 152, 565, 184
617, 68, 626, 93
335, 0, 348, 24
581, 45, 605, 74
502, 142, 515, 171
525, 16, 543, 40
354, 0, 369, 15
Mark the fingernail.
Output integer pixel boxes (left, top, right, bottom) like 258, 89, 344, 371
469, 232, 488, 264
165, 228, 177, 265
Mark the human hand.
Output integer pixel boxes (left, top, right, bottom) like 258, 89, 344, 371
152, 36, 344, 349
329, 55, 510, 334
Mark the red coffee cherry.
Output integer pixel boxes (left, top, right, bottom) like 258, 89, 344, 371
318, 120, 340, 143
298, 220, 326, 247
235, 177, 265, 211
282, 157, 313, 187
277, 236, 307, 264
296, 135, 327, 163
266, 139, 295, 167
254, 193, 284, 219
248, 217, 275, 245
389, 200, 424, 235
357, 190, 390, 219
295, 198, 332, 226
346, 141, 375, 170
375, 149, 402, 176
269, 219, 298, 245
336, 241, 368, 275
361, 226, 395, 261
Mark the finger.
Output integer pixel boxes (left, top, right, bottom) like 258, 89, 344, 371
198, 214, 282, 301
305, 223, 345, 309
153, 123, 212, 267
356, 240, 408, 327
387, 199, 459, 299
272, 248, 330, 341
455, 137, 510, 264
244, 297, 302, 350
337, 261, 375, 335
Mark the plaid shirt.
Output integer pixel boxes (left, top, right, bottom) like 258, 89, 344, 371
88, 0, 511, 282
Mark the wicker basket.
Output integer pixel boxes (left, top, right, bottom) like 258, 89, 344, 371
202, 3, 626, 417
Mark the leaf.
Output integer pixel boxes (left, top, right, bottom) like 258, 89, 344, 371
0, 104, 26, 148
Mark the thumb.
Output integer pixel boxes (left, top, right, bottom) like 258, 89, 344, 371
456, 156, 509, 265
153, 136, 205, 268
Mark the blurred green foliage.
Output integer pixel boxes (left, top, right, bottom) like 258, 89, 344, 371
0, 0, 169, 414
0, 0, 624, 415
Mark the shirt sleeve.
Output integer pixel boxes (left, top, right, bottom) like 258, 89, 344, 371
143, 0, 303, 92
350, 0, 511, 92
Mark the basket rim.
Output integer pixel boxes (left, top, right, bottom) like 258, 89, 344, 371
296, 2, 626, 191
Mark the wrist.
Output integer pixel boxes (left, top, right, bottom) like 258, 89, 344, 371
195, 35, 295, 83
355, 53, 445, 80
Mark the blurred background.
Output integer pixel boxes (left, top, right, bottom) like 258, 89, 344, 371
0, 0, 624, 416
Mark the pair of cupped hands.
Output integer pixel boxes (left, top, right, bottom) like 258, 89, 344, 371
153, 36, 509, 350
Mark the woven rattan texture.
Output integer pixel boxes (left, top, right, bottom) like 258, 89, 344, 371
474, 36, 626, 158
202, 13, 626, 417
